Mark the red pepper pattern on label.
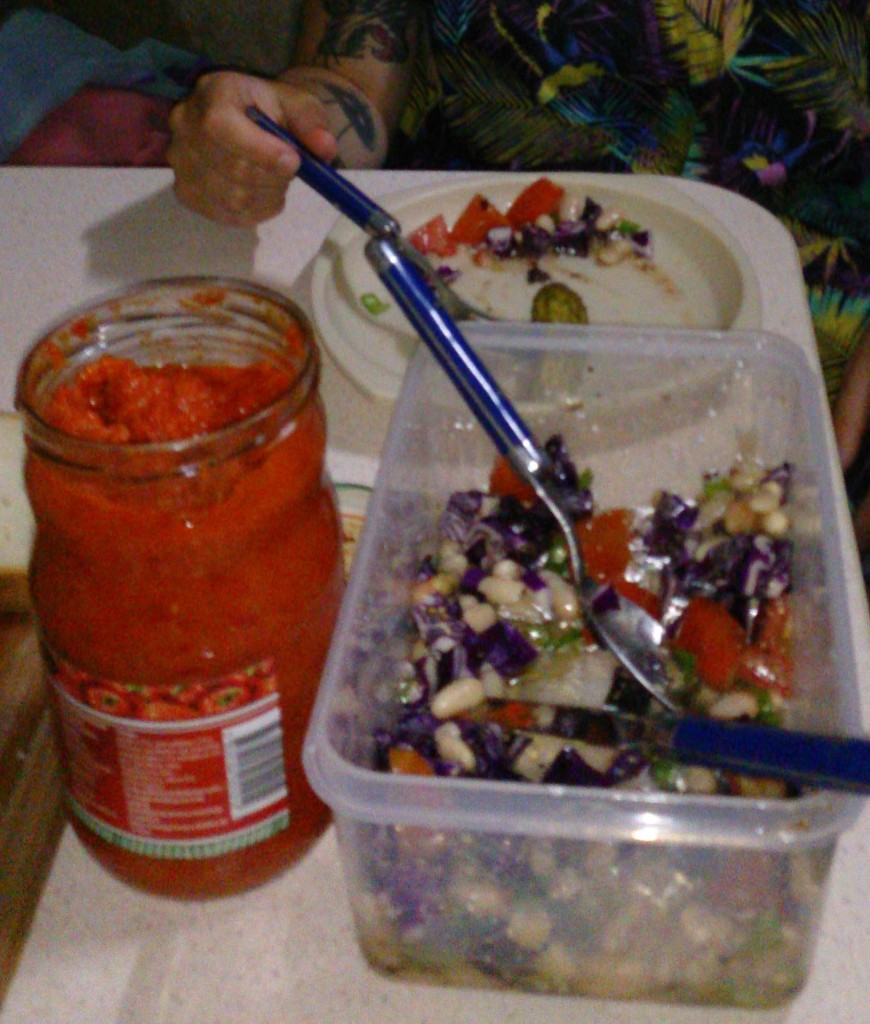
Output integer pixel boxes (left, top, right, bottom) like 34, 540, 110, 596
49, 658, 290, 859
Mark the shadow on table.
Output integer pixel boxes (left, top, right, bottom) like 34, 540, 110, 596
82, 185, 258, 283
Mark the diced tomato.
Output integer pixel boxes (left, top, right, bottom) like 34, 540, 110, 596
611, 578, 661, 620
408, 214, 458, 257
755, 595, 792, 652
672, 596, 745, 691
488, 455, 537, 502
576, 509, 632, 582
735, 596, 793, 696
388, 747, 435, 775
735, 647, 793, 698
505, 177, 565, 229
481, 701, 536, 731
450, 194, 511, 247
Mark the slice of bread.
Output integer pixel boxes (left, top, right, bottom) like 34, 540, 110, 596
0, 414, 34, 612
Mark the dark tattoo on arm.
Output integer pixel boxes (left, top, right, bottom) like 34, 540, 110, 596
318, 0, 418, 64
316, 82, 378, 159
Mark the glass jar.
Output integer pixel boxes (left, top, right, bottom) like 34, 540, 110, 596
16, 278, 345, 898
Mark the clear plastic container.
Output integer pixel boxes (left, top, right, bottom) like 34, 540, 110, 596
303, 324, 864, 1008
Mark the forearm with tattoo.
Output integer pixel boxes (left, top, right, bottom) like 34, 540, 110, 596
287, 1, 421, 168
317, 0, 417, 64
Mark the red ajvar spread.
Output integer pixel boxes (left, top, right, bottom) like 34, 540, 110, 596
27, 351, 344, 897
44, 354, 291, 442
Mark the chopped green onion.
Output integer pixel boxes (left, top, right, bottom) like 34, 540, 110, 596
539, 625, 585, 652
545, 536, 570, 576
752, 687, 783, 726
701, 475, 733, 501
361, 292, 390, 315
650, 758, 680, 791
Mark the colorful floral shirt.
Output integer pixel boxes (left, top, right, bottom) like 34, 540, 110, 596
394, 0, 869, 402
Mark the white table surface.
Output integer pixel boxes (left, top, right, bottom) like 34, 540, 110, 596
1, 167, 868, 1024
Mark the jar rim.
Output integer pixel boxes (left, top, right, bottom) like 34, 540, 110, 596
15, 276, 320, 475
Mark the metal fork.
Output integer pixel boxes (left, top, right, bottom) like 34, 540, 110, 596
246, 106, 496, 322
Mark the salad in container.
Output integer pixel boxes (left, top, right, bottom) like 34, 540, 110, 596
303, 324, 864, 1008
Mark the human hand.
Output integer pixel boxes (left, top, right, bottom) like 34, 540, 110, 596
833, 331, 870, 550
167, 70, 338, 227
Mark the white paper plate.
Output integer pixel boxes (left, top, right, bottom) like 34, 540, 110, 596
311, 173, 763, 401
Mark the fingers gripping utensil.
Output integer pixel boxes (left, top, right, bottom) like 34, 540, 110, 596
246, 106, 496, 322
365, 236, 870, 795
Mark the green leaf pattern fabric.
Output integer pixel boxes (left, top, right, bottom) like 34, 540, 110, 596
394, 0, 869, 403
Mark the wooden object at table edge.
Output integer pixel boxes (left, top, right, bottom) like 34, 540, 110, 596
0, 612, 65, 1007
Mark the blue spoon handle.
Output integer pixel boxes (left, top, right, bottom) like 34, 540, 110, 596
364, 236, 546, 472
669, 717, 870, 793
245, 105, 400, 238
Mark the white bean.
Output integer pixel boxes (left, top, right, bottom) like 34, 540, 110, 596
681, 766, 720, 794
758, 479, 784, 502
410, 573, 454, 604
731, 774, 789, 798
679, 902, 733, 947
506, 905, 553, 951
695, 494, 731, 530
539, 569, 579, 619
463, 600, 499, 633
492, 558, 522, 581
595, 237, 633, 266
558, 191, 583, 222
748, 489, 781, 515
594, 207, 624, 232
438, 540, 468, 576
729, 463, 763, 492
763, 508, 790, 538
431, 676, 487, 718
723, 498, 756, 535
479, 665, 506, 699
693, 535, 726, 562
709, 690, 759, 720
434, 721, 477, 772
449, 874, 506, 918
478, 575, 525, 606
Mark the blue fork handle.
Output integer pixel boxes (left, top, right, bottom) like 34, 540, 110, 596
364, 237, 546, 472
246, 105, 401, 238
669, 717, 870, 793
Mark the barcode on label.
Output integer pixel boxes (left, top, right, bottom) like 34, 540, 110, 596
223, 707, 288, 820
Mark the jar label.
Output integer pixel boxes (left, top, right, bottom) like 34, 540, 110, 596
48, 658, 291, 859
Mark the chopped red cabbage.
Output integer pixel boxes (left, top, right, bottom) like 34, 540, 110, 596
439, 490, 485, 544
473, 620, 539, 677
